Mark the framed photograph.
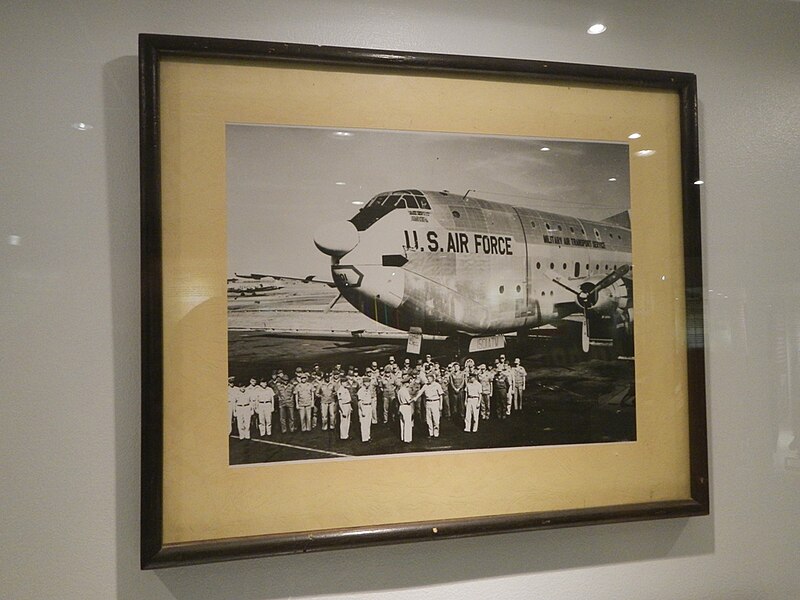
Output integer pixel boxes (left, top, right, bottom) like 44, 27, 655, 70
140, 33, 708, 568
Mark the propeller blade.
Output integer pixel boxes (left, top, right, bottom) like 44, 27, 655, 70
325, 292, 343, 313
545, 269, 581, 295
581, 315, 590, 353
590, 264, 631, 294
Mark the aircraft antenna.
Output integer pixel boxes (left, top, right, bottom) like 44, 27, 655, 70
463, 189, 474, 200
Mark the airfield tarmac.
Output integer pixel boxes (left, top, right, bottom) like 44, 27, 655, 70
228, 278, 635, 465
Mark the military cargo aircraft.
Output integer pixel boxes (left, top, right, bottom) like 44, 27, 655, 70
312, 189, 633, 355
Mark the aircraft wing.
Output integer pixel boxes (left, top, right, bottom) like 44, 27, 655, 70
559, 313, 585, 323
229, 272, 337, 299
233, 272, 336, 287
229, 325, 446, 343
229, 275, 447, 345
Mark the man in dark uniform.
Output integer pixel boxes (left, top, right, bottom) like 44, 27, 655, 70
369, 361, 380, 424
448, 362, 466, 425
511, 357, 527, 412
317, 373, 337, 431
254, 376, 275, 436
493, 367, 510, 420
294, 373, 315, 432
402, 357, 412, 376
478, 364, 493, 420
310, 364, 323, 428
274, 374, 296, 433
380, 365, 399, 424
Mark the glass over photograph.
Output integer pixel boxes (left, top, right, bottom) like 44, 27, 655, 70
226, 124, 635, 465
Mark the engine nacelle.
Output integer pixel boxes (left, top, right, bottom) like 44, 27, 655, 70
582, 279, 629, 315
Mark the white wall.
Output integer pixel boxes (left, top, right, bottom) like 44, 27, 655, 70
2, 1, 799, 598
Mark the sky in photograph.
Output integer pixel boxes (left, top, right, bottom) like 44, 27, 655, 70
226, 125, 630, 280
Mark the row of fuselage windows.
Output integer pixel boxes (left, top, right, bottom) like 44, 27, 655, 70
532, 220, 627, 242
449, 210, 628, 243
497, 286, 557, 297
496, 261, 622, 295
536, 261, 620, 274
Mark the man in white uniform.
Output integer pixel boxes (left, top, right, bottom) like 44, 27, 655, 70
464, 373, 482, 433
227, 376, 236, 435
397, 376, 414, 443
254, 377, 275, 436
335, 375, 353, 440
234, 380, 254, 439
357, 376, 375, 442
414, 377, 444, 438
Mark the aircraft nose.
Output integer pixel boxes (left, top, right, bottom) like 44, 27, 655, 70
313, 220, 359, 257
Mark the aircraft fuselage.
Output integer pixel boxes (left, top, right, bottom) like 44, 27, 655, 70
314, 190, 632, 338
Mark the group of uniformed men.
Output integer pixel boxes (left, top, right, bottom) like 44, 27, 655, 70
228, 353, 528, 445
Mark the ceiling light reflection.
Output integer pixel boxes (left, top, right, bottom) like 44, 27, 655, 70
587, 24, 607, 35
635, 149, 656, 157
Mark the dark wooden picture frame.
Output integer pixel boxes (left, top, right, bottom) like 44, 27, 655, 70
140, 33, 708, 569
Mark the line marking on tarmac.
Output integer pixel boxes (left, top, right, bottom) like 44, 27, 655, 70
232, 435, 350, 457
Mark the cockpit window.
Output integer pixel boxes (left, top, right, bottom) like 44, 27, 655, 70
402, 194, 429, 209
364, 195, 388, 209
350, 189, 428, 231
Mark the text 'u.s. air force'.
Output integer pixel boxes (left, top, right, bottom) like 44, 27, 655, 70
404, 230, 513, 255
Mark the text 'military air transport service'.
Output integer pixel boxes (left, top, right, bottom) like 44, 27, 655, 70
226, 125, 636, 466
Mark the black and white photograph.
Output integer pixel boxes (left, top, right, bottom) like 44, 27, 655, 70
227, 124, 636, 466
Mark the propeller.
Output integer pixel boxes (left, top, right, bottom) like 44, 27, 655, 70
325, 292, 343, 313
546, 265, 631, 352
